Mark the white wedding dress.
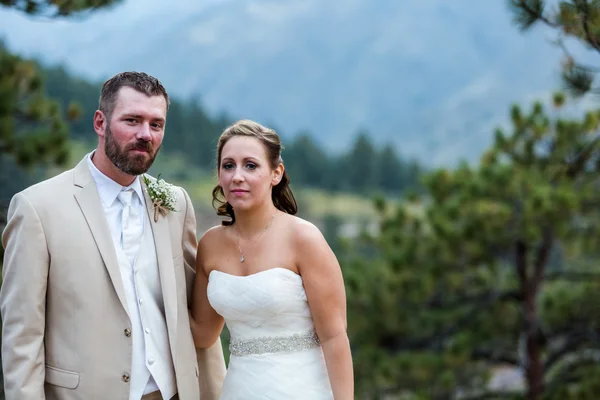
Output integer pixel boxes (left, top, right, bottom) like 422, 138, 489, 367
207, 267, 334, 399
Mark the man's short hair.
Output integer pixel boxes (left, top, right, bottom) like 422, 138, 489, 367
98, 71, 169, 119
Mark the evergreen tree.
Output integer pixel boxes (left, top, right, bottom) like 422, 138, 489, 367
0, 0, 120, 247
345, 130, 379, 193
510, 0, 600, 97
377, 144, 403, 192
0, 0, 120, 16
376, 143, 422, 194
43, 65, 101, 137
283, 132, 330, 188
345, 93, 600, 399
0, 43, 70, 168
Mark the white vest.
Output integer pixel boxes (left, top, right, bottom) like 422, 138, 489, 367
115, 210, 176, 400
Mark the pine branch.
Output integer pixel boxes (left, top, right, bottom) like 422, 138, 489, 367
424, 290, 522, 311
544, 353, 600, 391
564, 133, 600, 177
13, 107, 45, 126
544, 329, 600, 370
555, 36, 600, 72
544, 132, 600, 180
390, 291, 521, 353
545, 271, 600, 281
579, 0, 600, 52
510, 0, 557, 30
563, 67, 595, 97
0, 0, 121, 18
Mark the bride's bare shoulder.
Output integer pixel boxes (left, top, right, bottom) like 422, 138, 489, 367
198, 224, 228, 249
286, 215, 325, 246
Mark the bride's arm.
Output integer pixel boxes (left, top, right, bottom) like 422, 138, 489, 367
191, 228, 225, 348
294, 221, 354, 400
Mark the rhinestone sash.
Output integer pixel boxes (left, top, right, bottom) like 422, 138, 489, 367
229, 331, 321, 356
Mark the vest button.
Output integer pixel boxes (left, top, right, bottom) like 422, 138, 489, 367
122, 373, 130, 383
124, 328, 131, 337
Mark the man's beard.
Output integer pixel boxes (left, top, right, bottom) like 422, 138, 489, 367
104, 125, 160, 176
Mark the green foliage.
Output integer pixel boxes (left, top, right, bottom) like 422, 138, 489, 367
345, 94, 600, 399
0, 44, 80, 275
509, 0, 600, 96
0, 0, 119, 178
0, 44, 71, 167
0, 0, 121, 17
284, 132, 332, 188
0, 0, 121, 203
284, 131, 421, 194
345, 131, 379, 191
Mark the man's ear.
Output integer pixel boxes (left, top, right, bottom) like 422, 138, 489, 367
93, 110, 107, 138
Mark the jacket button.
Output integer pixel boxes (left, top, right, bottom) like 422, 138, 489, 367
124, 328, 131, 337
122, 373, 130, 383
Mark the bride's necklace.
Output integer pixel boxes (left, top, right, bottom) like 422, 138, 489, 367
234, 212, 277, 263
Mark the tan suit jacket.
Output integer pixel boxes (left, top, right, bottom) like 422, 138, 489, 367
0, 157, 226, 400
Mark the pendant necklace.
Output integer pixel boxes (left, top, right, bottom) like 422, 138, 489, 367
234, 212, 277, 263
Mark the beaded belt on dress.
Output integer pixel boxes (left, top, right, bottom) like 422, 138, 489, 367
229, 331, 321, 356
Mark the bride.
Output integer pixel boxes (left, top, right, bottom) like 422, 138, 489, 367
190, 120, 353, 399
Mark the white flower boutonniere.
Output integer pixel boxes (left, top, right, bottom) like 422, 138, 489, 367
143, 174, 177, 222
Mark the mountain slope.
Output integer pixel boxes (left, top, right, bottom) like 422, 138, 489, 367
0, 0, 568, 164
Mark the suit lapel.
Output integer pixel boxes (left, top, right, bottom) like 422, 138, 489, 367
142, 180, 178, 356
72, 158, 130, 320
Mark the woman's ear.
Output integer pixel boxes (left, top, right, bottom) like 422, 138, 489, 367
272, 163, 284, 186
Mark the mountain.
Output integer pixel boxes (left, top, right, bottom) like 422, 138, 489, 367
0, 0, 574, 165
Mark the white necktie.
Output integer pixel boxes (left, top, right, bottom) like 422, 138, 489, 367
117, 189, 143, 266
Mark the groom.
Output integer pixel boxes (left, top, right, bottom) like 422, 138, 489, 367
0, 72, 226, 400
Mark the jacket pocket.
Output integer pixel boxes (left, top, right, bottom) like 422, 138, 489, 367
45, 365, 80, 389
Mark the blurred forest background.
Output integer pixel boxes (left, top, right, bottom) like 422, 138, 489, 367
1, 1, 600, 399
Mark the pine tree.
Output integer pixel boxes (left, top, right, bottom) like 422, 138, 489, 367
0, 0, 122, 169
0, 43, 71, 168
509, 0, 600, 96
0, 4, 119, 198
345, 130, 379, 193
345, 93, 600, 399
0, 0, 120, 17
283, 133, 330, 188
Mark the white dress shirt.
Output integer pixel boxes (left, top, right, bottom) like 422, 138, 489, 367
86, 153, 146, 252
86, 153, 175, 399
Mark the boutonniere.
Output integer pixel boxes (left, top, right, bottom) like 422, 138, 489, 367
143, 174, 177, 222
